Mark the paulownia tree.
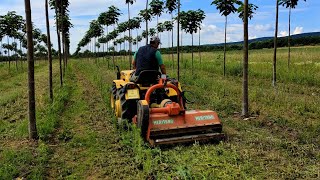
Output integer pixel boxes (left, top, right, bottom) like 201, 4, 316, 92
241, 0, 249, 118
150, 0, 164, 35
156, 22, 165, 48
195, 10, 205, 64
50, 0, 63, 86
279, 0, 306, 69
179, 11, 188, 68
107, 6, 121, 69
165, 0, 178, 68
238, 0, 258, 117
98, 11, 110, 61
128, 17, 141, 67
181, 10, 205, 75
89, 20, 103, 62
139, 8, 152, 45
0, 11, 24, 70
273, 0, 280, 87
125, 0, 136, 69
45, 0, 53, 101
163, 20, 174, 68
211, 0, 240, 76
24, 0, 38, 139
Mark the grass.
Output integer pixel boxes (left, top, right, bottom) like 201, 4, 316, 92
0, 60, 73, 179
1, 46, 320, 179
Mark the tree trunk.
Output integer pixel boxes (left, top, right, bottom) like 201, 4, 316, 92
24, 0, 38, 140
182, 32, 185, 68
171, 14, 174, 70
61, 33, 65, 71
94, 37, 97, 63
273, 0, 279, 87
112, 26, 115, 70
157, 16, 159, 36
7, 37, 10, 70
66, 42, 69, 66
106, 26, 109, 68
199, 27, 201, 64
45, 0, 53, 101
224, 15, 227, 77
60, 0, 66, 72
168, 31, 170, 68
62, 33, 66, 72
136, 29, 139, 50
20, 41, 23, 69
146, 0, 149, 45
14, 38, 18, 70
177, 0, 180, 80
192, 33, 194, 75
128, 3, 132, 69
242, 0, 249, 118
288, 7, 291, 69
55, 0, 63, 87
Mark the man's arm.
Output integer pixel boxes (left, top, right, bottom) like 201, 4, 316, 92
160, 64, 166, 74
155, 51, 166, 74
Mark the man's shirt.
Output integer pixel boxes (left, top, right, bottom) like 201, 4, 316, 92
133, 50, 163, 65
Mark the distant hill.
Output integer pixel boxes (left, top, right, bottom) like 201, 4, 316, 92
205, 32, 320, 46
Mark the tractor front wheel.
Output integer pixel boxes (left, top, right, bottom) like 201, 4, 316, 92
137, 100, 149, 140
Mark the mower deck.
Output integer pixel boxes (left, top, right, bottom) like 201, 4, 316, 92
146, 110, 224, 145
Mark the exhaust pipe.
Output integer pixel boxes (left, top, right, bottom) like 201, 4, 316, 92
116, 66, 120, 79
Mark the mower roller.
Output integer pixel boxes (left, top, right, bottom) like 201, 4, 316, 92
111, 68, 224, 146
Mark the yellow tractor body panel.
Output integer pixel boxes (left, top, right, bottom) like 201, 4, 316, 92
166, 82, 182, 96
120, 70, 134, 82
113, 80, 127, 89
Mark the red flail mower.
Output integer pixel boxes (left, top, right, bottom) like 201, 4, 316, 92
111, 69, 224, 146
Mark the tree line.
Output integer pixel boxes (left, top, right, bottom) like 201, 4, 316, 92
73, 34, 320, 58
0, 11, 55, 68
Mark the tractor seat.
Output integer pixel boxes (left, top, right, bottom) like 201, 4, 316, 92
134, 70, 161, 84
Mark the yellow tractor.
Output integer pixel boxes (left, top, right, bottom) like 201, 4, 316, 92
110, 67, 224, 146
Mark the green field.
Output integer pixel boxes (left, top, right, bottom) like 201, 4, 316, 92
1, 46, 320, 179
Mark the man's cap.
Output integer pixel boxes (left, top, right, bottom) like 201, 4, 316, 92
150, 36, 161, 44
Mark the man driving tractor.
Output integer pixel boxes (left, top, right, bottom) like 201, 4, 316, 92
130, 36, 167, 82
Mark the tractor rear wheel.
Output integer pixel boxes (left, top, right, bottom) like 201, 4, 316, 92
110, 83, 117, 111
119, 88, 136, 122
137, 100, 149, 140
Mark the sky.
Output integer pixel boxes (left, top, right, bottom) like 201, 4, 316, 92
1, 0, 320, 53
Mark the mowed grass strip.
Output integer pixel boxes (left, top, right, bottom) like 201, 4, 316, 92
46, 60, 140, 179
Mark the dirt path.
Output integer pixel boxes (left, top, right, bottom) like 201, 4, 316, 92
47, 64, 139, 179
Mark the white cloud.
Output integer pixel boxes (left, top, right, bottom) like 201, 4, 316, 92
293, 26, 303, 34
227, 24, 243, 34
278, 27, 303, 37
249, 35, 257, 40
280, 31, 288, 37
207, 25, 218, 32
253, 24, 273, 31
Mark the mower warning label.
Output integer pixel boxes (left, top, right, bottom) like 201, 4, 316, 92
195, 115, 215, 121
153, 119, 174, 125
